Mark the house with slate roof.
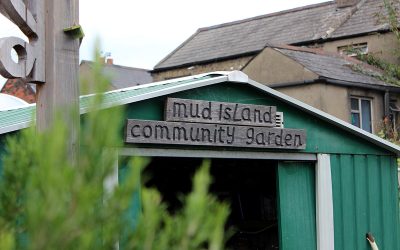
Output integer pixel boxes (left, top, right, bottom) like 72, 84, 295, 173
80, 60, 153, 94
152, 0, 400, 134
244, 44, 400, 133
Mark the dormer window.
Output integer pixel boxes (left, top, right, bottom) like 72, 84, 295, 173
338, 43, 368, 57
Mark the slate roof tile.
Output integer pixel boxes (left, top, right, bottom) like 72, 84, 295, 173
272, 45, 392, 87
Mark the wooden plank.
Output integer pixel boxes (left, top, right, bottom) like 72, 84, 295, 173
36, 0, 80, 162
125, 119, 306, 149
165, 97, 277, 127
119, 147, 317, 161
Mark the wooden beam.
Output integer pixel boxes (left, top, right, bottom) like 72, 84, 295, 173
36, 0, 80, 162
118, 147, 317, 161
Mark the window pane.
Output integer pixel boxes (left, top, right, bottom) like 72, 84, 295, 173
361, 99, 372, 132
351, 98, 359, 111
351, 113, 360, 127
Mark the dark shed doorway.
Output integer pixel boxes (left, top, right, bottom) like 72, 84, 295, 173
144, 157, 279, 250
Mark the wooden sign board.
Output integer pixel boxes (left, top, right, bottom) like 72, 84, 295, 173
165, 98, 276, 127
126, 120, 306, 150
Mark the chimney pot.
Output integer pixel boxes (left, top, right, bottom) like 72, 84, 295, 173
106, 58, 113, 65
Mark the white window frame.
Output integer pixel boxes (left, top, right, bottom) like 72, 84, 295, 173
350, 96, 373, 132
338, 43, 368, 57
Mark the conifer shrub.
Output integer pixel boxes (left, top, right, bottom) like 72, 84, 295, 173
0, 55, 229, 250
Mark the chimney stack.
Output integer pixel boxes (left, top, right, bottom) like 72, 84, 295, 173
336, 0, 360, 8
106, 58, 113, 65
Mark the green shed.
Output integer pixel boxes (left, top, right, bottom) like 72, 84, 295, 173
0, 71, 399, 250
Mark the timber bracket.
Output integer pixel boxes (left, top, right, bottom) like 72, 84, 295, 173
63, 24, 85, 44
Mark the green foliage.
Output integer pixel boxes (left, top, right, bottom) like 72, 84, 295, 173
377, 116, 400, 144
347, 1, 400, 86
354, 52, 400, 85
381, 0, 400, 44
0, 54, 229, 249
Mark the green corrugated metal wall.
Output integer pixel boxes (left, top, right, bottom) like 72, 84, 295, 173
278, 162, 316, 250
331, 154, 400, 250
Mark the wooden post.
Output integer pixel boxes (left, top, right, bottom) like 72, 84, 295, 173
0, 0, 80, 163
36, 0, 80, 163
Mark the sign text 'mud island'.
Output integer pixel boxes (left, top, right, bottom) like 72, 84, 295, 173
165, 98, 277, 126
125, 98, 306, 149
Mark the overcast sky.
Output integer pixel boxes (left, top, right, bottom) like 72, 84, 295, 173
0, 0, 326, 88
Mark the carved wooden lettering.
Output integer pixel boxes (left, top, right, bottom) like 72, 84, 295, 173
0, 0, 45, 83
126, 120, 306, 150
165, 98, 276, 127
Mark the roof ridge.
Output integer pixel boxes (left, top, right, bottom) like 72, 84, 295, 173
198, 1, 335, 32
154, 31, 201, 69
80, 60, 151, 71
326, 0, 368, 38
103, 63, 151, 72
268, 44, 324, 54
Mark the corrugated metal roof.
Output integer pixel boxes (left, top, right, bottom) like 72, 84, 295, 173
0, 73, 227, 134
1, 71, 400, 155
0, 104, 35, 134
